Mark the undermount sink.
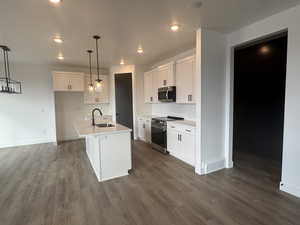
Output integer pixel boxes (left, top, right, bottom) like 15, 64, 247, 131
95, 123, 115, 128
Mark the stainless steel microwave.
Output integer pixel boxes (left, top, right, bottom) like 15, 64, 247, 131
158, 86, 176, 102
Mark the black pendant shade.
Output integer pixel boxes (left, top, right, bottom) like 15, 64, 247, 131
93, 35, 102, 86
87, 50, 94, 90
0, 45, 22, 94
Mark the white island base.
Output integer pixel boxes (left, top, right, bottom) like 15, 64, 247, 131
75, 120, 132, 182
85, 132, 132, 182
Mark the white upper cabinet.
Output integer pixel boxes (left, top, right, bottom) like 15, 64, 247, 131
52, 71, 85, 92
151, 69, 159, 103
144, 71, 153, 103
84, 74, 109, 104
144, 69, 159, 103
144, 63, 175, 104
156, 62, 175, 88
175, 55, 196, 104
144, 55, 196, 104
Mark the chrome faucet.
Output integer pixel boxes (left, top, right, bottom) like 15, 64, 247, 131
92, 108, 103, 126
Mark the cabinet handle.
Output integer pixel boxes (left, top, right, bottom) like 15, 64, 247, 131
171, 126, 175, 128
188, 95, 192, 101
185, 129, 191, 132
69, 84, 72, 90
143, 124, 146, 129
150, 97, 153, 102
163, 80, 167, 86
178, 134, 182, 142
177, 134, 179, 141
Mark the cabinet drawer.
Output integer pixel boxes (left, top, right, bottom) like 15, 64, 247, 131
167, 123, 195, 135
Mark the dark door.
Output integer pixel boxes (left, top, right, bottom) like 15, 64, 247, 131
233, 33, 287, 164
115, 73, 133, 137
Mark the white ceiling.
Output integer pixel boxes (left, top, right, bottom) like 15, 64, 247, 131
1, 0, 300, 67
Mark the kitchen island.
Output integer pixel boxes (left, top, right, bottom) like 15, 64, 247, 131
75, 120, 132, 182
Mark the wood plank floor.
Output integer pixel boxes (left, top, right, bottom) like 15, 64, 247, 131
0, 140, 299, 225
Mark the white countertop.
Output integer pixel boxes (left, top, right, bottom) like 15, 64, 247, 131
75, 120, 132, 137
168, 120, 196, 127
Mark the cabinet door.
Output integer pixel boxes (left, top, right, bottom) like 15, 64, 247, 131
145, 118, 152, 143
157, 66, 169, 88
176, 56, 195, 103
52, 72, 70, 91
151, 69, 159, 103
167, 128, 179, 156
190, 57, 196, 103
100, 133, 131, 181
69, 73, 84, 91
138, 118, 146, 141
181, 131, 195, 166
144, 72, 153, 103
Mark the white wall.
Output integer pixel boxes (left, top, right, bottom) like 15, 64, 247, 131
54, 92, 110, 141
195, 29, 227, 174
151, 104, 196, 120
225, 5, 300, 198
0, 63, 57, 148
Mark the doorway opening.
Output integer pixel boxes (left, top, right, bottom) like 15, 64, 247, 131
115, 73, 134, 139
233, 32, 287, 184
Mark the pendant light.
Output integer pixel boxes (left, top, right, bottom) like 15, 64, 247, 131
87, 50, 94, 92
0, 45, 22, 94
93, 35, 102, 89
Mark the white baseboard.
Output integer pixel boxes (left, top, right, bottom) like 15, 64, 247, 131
226, 160, 234, 168
203, 158, 226, 174
195, 165, 206, 175
0, 137, 57, 149
280, 182, 300, 198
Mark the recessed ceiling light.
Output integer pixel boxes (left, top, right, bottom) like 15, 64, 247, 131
57, 54, 64, 60
120, 59, 125, 65
171, 24, 180, 32
53, 36, 63, 43
137, 47, 143, 54
49, 0, 61, 3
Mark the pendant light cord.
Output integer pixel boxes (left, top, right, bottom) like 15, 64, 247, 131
6, 49, 11, 81
87, 50, 93, 85
93, 35, 100, 80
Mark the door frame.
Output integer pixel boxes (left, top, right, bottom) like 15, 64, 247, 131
224, 30, 288, 170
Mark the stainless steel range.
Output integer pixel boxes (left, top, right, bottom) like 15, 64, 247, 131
151, 116, 184, 154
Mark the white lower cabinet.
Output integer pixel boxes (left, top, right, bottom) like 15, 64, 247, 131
138, 117, 146, 141
167, 123, 195, 166
144, 118, 151, 143
85, 132, 132, 182
138, 116, 151, 143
